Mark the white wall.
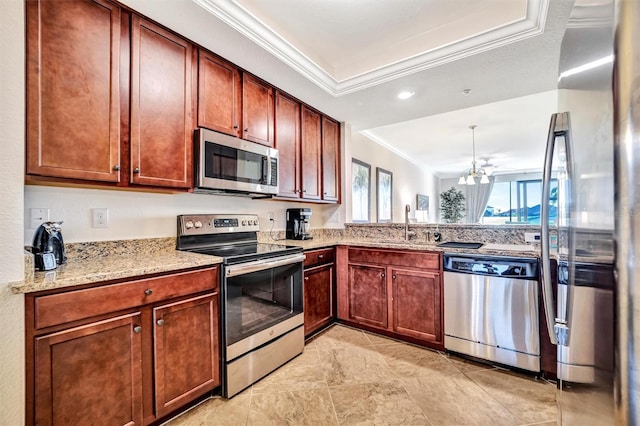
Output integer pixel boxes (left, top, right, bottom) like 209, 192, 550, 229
350, 132, 437, 223
0, 0, 26, 424
24, 186, 344, 244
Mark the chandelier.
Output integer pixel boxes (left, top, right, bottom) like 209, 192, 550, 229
458, 125, 490, 185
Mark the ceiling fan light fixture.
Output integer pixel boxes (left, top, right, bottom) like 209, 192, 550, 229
459, 124, 491, 185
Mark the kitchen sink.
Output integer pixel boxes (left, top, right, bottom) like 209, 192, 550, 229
436, 241, 484, 249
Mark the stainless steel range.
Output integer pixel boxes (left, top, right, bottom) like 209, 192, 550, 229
177, 214, 304, 397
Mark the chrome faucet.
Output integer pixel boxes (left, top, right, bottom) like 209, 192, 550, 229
405, 204, 415, 240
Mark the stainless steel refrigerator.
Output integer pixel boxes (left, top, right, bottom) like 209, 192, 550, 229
540, 0, 639, 423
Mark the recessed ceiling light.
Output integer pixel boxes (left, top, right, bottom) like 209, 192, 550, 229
397, 91, 414, 100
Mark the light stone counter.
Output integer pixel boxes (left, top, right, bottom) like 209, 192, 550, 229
280, 237, 540, 258
11, 238, 222, 294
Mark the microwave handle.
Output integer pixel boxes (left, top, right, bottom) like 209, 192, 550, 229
262, 156, 269, 184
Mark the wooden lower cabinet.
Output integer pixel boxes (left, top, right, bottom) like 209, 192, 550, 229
391, 268, 442, 342
153, 294, 219, 418
303, 248, 336, 336
337, 247, 444, 348
34, 313, 143, 426
27, 267, 220, 426
304, 263, 334, 336
347, 264, 388, 329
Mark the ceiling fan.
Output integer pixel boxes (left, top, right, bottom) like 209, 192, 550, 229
478, 158, 515, 176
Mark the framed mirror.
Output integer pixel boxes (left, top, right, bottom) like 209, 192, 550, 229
352, 159, 371, 222
376, 167, 393, 222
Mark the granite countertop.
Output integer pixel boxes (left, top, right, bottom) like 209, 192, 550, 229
11, 247, 222, 295
283, 238, 539, 258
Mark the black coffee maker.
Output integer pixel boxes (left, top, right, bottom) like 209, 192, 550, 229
286, 208, 313, 240
32, 221, 66, 270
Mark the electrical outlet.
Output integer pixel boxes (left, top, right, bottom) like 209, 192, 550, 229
30, 208, 50, 229
92, 208, 109, 228
525, 232, 541, 243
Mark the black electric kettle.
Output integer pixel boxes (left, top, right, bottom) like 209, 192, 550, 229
32, 221, 66, 270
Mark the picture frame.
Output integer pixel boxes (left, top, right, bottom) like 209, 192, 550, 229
416, 194, 430, 211
416, 193, 430, 223
351, 159, 371, 222
376, 167, 393, 222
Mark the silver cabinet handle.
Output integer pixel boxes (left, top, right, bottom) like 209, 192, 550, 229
144, 288, 153, 296
233, 125, 239, 129
304, 277, 309, 281
381, 273, 385, 278
392, 275, 396, 279
133, 167, 140, 174
133, 325, 142, 334
113, 165, 120, 171
318, 254, 324, 259
156, 319, 165, 326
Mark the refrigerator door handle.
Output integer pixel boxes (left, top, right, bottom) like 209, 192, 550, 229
541, 112, 569, 346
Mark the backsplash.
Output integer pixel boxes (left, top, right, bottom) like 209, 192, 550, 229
343, 223, 542, 246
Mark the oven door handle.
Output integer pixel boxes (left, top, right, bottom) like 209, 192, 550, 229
226, 253, 306, 277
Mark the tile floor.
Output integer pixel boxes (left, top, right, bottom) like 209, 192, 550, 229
166, 324, 557, 426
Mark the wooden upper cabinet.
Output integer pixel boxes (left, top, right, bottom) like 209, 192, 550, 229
197, 50, 242, 138
26, 0, 122, 182
322, 116, 340, 202
130, 16, 195, 188
301, 106, 322, 200
34, 313, 143, 426
275, 91, 301, 199
242, 74, 274, 146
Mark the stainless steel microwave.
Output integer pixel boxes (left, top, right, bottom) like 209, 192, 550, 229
195, 128, 279, 197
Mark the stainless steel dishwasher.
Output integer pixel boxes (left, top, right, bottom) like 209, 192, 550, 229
443, 253, 540, 372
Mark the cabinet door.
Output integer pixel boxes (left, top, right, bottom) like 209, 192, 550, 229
198, 50, 241, 137
301, 106, 322, 200
347, 264, 388, 329
26, 0, 121, 182
130, 16, 194, 188
304, 263, 334, 336
153, 293, 220, 418
242, 74, 274, 146
34, 313, 143, 426
275, 91, 301, 198
321, 116, 340, 202
391, 268, 442, 343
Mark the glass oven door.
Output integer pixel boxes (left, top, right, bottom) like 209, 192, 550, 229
224, 253, 304, 357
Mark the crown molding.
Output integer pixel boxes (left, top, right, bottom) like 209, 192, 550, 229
359, 130, 426, 169
193, 0, 550, 97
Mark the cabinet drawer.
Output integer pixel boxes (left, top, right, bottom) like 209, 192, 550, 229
34, 268, 218, 330
304, 248, 335, 268
348, 248, 440, 270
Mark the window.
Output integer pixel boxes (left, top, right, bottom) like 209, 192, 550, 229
483, 179, 557, 225
351, 159, 371, 222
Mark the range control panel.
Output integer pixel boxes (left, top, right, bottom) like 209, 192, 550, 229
178, 214, 260, 236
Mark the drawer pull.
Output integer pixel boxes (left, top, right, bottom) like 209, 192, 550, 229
156, 319, 165, 326
304, 277, 309, 281
144, 289, 153, 296
392, 275, 396, 279
381, 273, 385, 278
318, 254, 324, 259
133, 325, 142, 334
